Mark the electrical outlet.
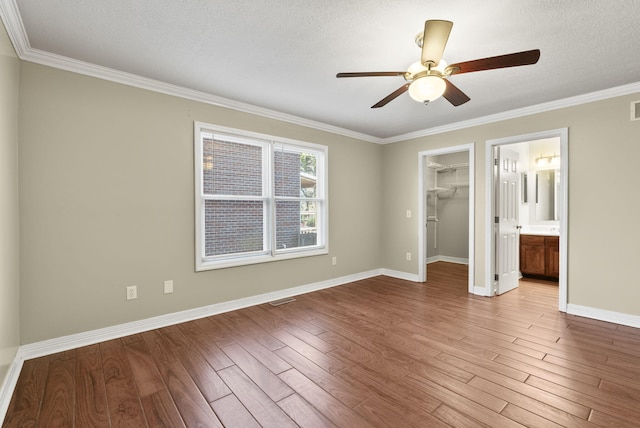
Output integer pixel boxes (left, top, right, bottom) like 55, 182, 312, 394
164, 280, 174, 294
126, 285, 137, 300
406, 252, 412, 261
406, 210, 412, 218
332, 256, 337, 266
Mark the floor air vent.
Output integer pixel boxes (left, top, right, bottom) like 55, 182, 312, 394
269, 297, 296, 306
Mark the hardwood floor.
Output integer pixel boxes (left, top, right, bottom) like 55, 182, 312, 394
4, 262, 640, 427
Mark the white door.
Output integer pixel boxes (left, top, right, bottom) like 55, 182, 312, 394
495, 147, 520, 294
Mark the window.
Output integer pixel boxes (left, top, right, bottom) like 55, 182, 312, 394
194, 122, 328, 270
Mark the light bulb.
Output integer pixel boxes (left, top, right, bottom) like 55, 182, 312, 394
408, 76, 446, 102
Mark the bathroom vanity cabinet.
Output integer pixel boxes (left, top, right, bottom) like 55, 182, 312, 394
520, 234, 559, 280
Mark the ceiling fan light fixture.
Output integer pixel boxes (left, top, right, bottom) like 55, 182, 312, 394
407, 61, 428, 78
433, 59, 448, 73
336, 19, 540, 109
408, 75, 446, 103
408, 59, 448, 79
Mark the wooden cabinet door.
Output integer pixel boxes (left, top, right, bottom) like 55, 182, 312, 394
520, 235, 546, 276
521, 244, 546, 275
545, 236, 560, 278
520, 234, 559, 279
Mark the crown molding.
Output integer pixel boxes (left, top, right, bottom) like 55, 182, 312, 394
0, 0, 27, 56
22, 47, 385, 144
384, 81, 640, 144
0, 0, 383, 144
2, 0, 639, 146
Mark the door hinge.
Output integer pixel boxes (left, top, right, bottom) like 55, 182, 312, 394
494, 274, 499, 281
495, 216, 499, 224
494, 158, 499, 166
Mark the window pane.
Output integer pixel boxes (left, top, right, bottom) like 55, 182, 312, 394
204, 200, 264, 256
275, 200, 317, 250
196, 123, 327, 270
203, 138, 262, 196
274, 149, 317, 198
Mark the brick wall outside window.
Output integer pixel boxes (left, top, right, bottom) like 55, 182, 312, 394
204, 200, 264, 256
202, 138, 313, 256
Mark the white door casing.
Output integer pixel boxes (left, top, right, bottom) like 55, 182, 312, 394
485, 128, 568, 310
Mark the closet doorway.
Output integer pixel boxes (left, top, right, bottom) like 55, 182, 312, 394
418, 144, 475, 292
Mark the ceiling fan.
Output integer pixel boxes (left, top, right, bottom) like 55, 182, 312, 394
337, 20, 540, 108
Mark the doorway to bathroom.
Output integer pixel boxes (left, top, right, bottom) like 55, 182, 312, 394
418, 144, 475, 292
486, 129, 568, 311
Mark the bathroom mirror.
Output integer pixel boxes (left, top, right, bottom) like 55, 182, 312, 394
535, 169, 559, 221
521, 172, 528, 203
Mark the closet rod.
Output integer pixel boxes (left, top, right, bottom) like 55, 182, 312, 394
426, 161, 469, 169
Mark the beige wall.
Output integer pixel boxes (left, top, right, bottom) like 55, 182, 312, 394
18, 62, 382, 343
11, 49, 640, 346
0, 22, 20, 384
382, 93, 640, 315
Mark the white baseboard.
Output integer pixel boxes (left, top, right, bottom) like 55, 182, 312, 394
567, 304, 640, 329
473, 286, 491, 297
380, 269, 420, 282
0, 269, 383, 423
427, 256, 469, 265
0, 352, 23, 424
17, 269, 382, 361
12, 272, 638, 422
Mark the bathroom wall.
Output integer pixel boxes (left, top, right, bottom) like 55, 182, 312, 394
506, 138, 560, 233
527, 138, 561, 228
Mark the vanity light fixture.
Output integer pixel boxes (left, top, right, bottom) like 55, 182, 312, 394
536, 153, 560, 166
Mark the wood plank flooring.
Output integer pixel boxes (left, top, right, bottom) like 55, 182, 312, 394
5, 262, 640, 427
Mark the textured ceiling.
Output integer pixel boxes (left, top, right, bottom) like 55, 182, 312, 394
3, 0, 640, 140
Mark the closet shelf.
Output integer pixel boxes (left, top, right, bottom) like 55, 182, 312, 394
428, 183, 469, 192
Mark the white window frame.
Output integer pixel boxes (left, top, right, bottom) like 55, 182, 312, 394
194, 122, 328, 271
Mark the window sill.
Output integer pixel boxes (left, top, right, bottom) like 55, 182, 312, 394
196, 247, 328, 271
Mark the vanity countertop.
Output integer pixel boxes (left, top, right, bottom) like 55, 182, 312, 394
520, 228, 559, 236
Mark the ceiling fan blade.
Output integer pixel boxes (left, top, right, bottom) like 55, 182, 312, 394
371, 83, 410, 108
421, 20, 453, 67
442, 79, 470, 106
337, 72, 407, 78
446, 49, 540, 75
